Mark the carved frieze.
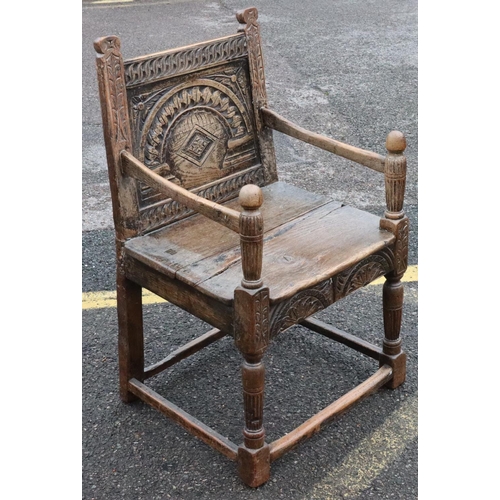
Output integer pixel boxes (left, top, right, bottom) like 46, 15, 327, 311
333, 249, 394, 301
269, 279, 333, 338
124, 34, 247, 87
268, 248, 400, 338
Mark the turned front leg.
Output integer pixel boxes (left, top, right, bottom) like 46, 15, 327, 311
383, 275, 404, 357
234, 184, 270, 487
379, 131, 408, 389
381, 272, 407, 388
235, 287, 270, 487
241, 355, 266, 449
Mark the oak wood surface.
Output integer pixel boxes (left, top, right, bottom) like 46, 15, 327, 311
124, 181, 334, 282
124, 257, 234, 334
261, 107, 386, 173
125, 184, 394, 304
121, 151, 241, 233
94, 5, 409, 488
199, 201, 395, 304
123, 33, 246, 83
268, 365, 393, 462
128, 378, 238, 461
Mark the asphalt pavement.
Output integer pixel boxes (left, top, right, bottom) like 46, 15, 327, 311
82, 1, 418, 498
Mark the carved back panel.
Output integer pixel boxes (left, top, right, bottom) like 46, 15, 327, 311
110, 10, 277, 233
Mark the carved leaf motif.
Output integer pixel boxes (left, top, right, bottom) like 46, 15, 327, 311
333, 250, 394, 301
105, 52, 130, 148
270, 279, 333, 338
254, 288, 270, 347
245, 23, 267, 110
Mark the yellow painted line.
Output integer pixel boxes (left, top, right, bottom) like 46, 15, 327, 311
308, 393, 418, 499
371, 264, 418, 285
82, 289, 164, 310
82, 265, 417, 310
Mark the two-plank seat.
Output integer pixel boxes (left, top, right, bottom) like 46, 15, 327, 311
94, 6, 408, 487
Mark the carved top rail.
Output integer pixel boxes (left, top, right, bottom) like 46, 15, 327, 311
123, 34, 248, 87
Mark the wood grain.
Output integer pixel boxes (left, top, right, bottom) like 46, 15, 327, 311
128, 378, 238, 460
269, 365, 393, 462
124, 181, 334, 284
144, 328, 226, 379
121, 151, 241, 232
201, 202, 395, 303
262, 107, 386, 173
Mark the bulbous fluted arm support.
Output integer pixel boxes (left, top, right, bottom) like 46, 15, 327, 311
239, 184, 264, 289
384, 131, 407, 220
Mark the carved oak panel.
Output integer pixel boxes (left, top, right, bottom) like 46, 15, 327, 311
124, 44, 264, 233
127, 59, 259, 196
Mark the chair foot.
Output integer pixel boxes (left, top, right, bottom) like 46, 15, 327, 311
120, 384, 139, 403
237, 443, 270, 487
380, 350, 407, 389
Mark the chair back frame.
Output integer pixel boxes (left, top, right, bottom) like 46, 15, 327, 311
94, 8, 277, 237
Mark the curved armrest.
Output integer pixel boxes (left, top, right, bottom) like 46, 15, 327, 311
120, 150, 241, 232
261, 107, 385, 173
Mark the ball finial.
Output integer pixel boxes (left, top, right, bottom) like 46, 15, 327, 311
386, 131, 406, 153
239, 184, 263, 210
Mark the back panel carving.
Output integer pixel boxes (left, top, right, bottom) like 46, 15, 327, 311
124, 34, 265, 232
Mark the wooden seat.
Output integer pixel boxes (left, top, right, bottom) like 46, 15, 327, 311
94, 6, 408, 487
125, 181, 396, 307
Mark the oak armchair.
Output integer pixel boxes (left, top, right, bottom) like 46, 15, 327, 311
94, 6, 408, 487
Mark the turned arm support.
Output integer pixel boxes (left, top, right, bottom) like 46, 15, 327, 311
238, 185, 264, 289
261, 107, 386, 173
120, 150, 241, 232
383, 131, 407, 220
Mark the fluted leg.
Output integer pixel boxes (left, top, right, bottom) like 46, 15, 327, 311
238, 351, 270, 487
381, 273, 406, 389
241, 356, 266, 449
234, 286, 270, 487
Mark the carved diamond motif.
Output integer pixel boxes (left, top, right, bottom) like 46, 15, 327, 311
177, 125, 218, 167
